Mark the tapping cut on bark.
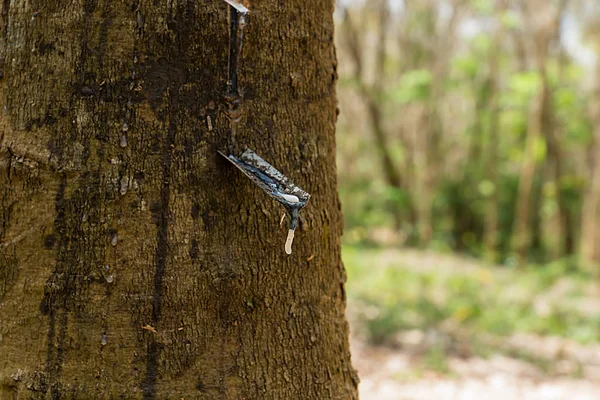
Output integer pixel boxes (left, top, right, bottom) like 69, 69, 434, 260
222, 0, 249, 153
218, 0, 311, 255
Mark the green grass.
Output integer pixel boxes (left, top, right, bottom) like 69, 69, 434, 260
344, 245, 600, 346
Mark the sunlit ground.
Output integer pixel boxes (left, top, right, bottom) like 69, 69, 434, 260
344, 246, 600, 400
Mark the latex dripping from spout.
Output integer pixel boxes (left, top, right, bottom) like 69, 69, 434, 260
284, 207, 299, 255
219, 149, 311, 256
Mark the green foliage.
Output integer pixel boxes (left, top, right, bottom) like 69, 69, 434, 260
340, 179, 392, 230
452, 55, 480, 80
500, 10, 520, 29
555, 86, 593, 145
336, 0, 600, 270
503, 72, 541, 107
391, 69, 433, 104
471, 0, 494, 14
472, 33, 492, 54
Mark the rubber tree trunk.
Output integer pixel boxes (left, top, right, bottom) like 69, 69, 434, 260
484, 53, 500, 263
0, 1, 358, 399
580, 69, 600, 266
512, 80, 546, 264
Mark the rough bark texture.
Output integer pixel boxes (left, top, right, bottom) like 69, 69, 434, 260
0, 0, 358, 399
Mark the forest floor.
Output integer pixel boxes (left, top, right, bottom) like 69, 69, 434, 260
344, 247, 600, 400
350, 334, 600, 400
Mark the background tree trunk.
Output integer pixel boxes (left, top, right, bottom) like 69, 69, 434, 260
511, 0, 564, 263
580, 64, 600, 265
483, 16, 502, 263
0, 1, 358, 399
342, 2, 414, 233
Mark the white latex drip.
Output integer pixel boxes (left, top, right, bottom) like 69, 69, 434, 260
280, 194, 299, 203
285, 228, 295, 255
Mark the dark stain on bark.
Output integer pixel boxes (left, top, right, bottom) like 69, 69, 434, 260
195, 378, 206, 392
43, 234, 57, 249
201, 199, 218, 232
42, 151, 105, 397
191, 203, 199, 220
97, 6, 113, 64
142, 59, 185, 110
49, 311, 68, 399
142, 87, 178, 400
0, 0, 9, 38
40, 0, 108, 377
189, 239, 198, 260
0, 190, 13, 241
42, 174, 67, 397
40, 174, 68, 316
83, 0, 97, 15
36, 39, 56, 56
21, 112, 58, 133
80, 86, 96, 96
134, 170, 145, 183
44, 311, 57, 392
0, 247, 18, 300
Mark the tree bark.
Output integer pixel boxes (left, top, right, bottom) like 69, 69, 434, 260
417, 0, 462, 246
342, 2, 415, 233
511, 0, 564, 263
580, 67, 600, 265
543, 89, 575, 257
483, 27, 501, 262
0, 1, 358, 399
539, 3, 573, 258
512, 76, 546, 263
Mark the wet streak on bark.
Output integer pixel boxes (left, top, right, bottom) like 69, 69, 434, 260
224, 2, 248, 153
0, 0, 9, 39
43, 311, 56, 395
142, 93, 176, 399
41, 0, 109, 394
50, 311, 68, 399
0, 247, 18, 299
42, 174, 67, 398
227, 6, 241, 96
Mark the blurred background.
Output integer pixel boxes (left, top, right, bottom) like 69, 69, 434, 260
334, 0, 600, 398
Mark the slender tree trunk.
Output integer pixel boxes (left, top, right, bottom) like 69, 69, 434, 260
484, 63, 500, 262
415, 108, 434, 245
580, 69, 600, 265
540, 26, 573, 258
342, 2, 416, 233
418, 0, 462, 246
483, 0, 510, 262
0, 1, 358, 398
544, 96, 574, 257
512, 0, 565, 263
512, 77, 547, 262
